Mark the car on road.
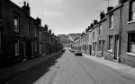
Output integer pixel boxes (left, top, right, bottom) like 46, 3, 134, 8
74, 51, 82, 56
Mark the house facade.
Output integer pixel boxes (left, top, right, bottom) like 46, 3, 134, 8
71, 0, 135, 67
0, 0, 40, 66
119, 0, 135, 67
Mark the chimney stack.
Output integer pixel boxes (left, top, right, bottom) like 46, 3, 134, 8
100, 11, 105, 20
22, 1, 30, 16
107, 6, 114, 12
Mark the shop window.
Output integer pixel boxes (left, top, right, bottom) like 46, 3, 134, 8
128, 33, 135, 53
129, 1, 135, 21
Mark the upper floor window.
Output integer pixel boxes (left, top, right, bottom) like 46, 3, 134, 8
109, 14, 114, 29
14, 17, 19, 32
0, 2, 2, 18
92, 32, 95, 40
129, 1, 135, 21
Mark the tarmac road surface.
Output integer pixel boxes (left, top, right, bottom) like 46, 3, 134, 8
34, 50, 135, 84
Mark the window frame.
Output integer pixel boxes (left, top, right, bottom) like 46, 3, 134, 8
15, 40, 20, 56
129, 0, 135, 21
108, 35, 113, 51
127, 32, 135, 53
109, 14, 114, 29
14, 16, 20, 32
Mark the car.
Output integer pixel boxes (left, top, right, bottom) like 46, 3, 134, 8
74, 51, 82, 56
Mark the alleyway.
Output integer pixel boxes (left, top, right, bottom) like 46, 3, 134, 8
34, 50, 135, 84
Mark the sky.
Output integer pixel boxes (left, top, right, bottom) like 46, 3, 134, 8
11, 0, 118, 35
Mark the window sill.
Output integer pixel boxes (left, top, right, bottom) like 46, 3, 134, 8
109, 27, 113, 30
128, 20, 135, 24
108, 49, 113, 52
127, 52, 135, 56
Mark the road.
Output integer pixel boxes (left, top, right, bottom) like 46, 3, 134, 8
34, 50, 135, 84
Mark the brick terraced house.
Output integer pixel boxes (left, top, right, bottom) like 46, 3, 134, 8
0, 0, 41, 66
71, 0, 135, 67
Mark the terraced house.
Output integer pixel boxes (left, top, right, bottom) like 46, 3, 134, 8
0, 0, 41, 66
119, 0, 135, 67
71, 0, 135, 67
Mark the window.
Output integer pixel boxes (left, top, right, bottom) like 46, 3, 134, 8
108, 35, 113, 51
28, 24, 31, 32
92, 32, 95, 40
35, 31, 37, 37
98, 40, 102, 51
129, 1, 135, 21
0, 2, 2, 18
0, 32, 1, 48
128, 33, 135, 53
15, 40, 19, 56
109, 14, 114, 29
35, 42, 37, 52
14, 17, 19, 32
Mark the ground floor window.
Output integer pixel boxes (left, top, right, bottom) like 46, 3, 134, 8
35, 42, 37, 52
98, 40, 102, 51
0, 31, 1, 48
128, 32, 135, 53
108, 35, 113, 52
15, 40, 19, 56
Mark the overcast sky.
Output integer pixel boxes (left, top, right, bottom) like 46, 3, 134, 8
11, 0, 118, 35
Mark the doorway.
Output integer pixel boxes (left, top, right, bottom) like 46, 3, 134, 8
114, 35, 119, 60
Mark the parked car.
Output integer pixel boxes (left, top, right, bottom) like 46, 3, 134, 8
74, 51, 82, 56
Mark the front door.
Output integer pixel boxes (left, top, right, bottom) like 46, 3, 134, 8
89, 45, 92, 55
101, 40, 105, 56
114, 35, 119, 60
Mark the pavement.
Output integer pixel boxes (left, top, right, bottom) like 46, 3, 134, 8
83, 54, 135, 79
0, 51, 63, 84
34, 50, 135, 84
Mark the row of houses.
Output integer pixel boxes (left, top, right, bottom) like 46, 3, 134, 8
71, 0, 135, 67
0, 0, 63, 67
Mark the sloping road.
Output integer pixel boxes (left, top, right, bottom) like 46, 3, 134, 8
34, 50, 135, 84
